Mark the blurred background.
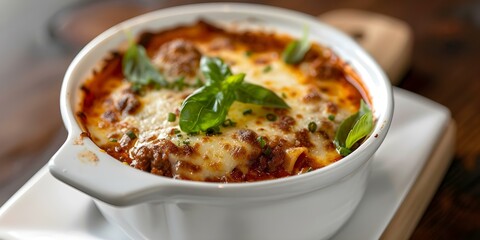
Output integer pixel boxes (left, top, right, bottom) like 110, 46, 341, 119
0, 0, 479, 239
0, 0, 160, 206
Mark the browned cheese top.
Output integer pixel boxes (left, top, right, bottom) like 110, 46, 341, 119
78, 21, 367, 182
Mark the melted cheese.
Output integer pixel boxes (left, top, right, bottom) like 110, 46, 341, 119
79, 21, 365, 182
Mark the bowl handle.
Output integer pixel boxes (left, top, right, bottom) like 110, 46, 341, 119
49, 135, 174, 206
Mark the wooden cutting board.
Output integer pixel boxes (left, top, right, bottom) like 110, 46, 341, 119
319, 9, 413, 85
318, 9, 456, 240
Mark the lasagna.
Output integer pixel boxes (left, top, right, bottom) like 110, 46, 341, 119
77, 21, 369, 182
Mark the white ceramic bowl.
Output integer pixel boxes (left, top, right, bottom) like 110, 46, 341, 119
49, 3, 393, 240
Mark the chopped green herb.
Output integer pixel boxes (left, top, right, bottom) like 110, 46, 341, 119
264, 147, 272, 156
328, 115, 335, 121
281, 92, 287, 98
170, 76, 186, 90
108, 138, 118, 143
282, 26, 311, 64
243, 109, 253, 115
308, 122, 317, 133
266, 113, 277, 121
257, 136, 266, 148
206, 126, 221, 136
334, 100, 373, 156
130, 83, 143, 94
256, 136, 272, 155
173, 129, 181, 134
182, 139, 190, 145
263, 65, 272, 73
222, 119, 236, 127
126, 130, 137, 140
245, 51, 252, 57
168, 112, 176, 122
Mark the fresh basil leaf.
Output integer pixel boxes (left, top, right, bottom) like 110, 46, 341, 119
282, 26, 311, 64
180, 56, 290, 133
200, 56, 232, 85
334, 100, 373, 156
334, 112, 359, 155
223, 73, 245, 89
359, 99, 370, 117
179, 73, 244, 133
337, 146, 352, 156
282, 41, 299, 63
234, 82, 289, 109
345, 111, 373, 148
122, 42, 168, 88
179, 86, 234, 133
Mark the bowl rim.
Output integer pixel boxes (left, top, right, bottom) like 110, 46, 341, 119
50, 2, 393, 204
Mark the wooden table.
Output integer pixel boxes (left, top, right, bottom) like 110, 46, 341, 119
1, 0, 478, 239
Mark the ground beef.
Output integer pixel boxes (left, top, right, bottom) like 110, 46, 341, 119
234, 129, 259, 146
295, 129, 314, 148
152, 39, 201, 77
273, 116, 296, 132
130, 140, 177, 177
308, 58, 345, 80
302, 88, 322, 103
116, 91, 140, 114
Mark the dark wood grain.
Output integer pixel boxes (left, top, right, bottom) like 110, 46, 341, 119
1, 0, 478, 239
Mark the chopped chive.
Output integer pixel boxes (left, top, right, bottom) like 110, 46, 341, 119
168, 112, 176, 122
257, 136, 266, 148
170, 77, 186, 90
328, 115, 335, 121
243, 109, 253, 115
308, 122, 317, 133
222, 119, 236, 127
182, 139, 190, 145
126, 130, 137, 140
176, 134, 183, 138
264, 147, 272, 156
193, 77, 204, 88
263, 65, 272, 73
266, 113, 277, 121
109, 138, 118, 143
206, 126, 221, 136
131, 83, 142, 93
173, 129, 181, 134
245, 51, 252, 57
281, 92, 287, 98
